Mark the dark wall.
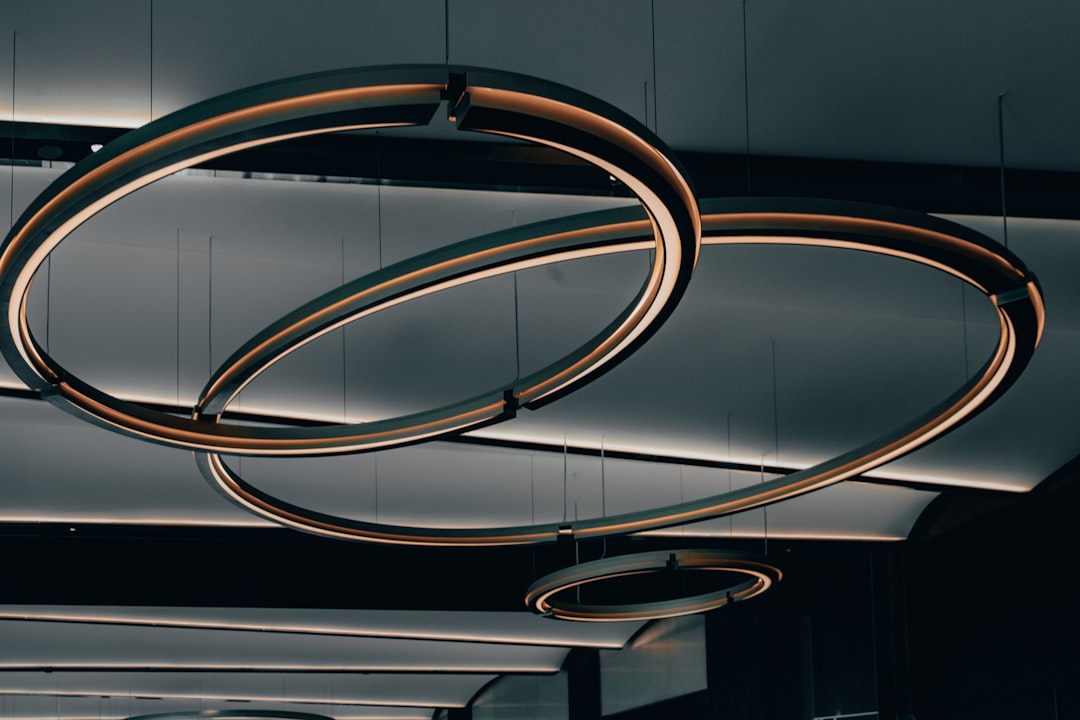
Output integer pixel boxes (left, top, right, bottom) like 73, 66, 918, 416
905, 458, 1080, 720
4, 459, 1078, 720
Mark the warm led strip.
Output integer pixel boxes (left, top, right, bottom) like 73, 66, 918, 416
122, 711, 436, 720
3, 716, 430, 720
126, 711, 334, 720
0, 608, 633, 648
0, 689, 455, 710
197, 198, 1042, 546
524, 549, 781, 622
0, 65, 699, 455
0, 662, 555, 674
0, 717, 429, 720
122, 711, 428, 720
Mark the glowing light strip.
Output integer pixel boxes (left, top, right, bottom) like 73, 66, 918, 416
640, 528, 907, 542
125, 710, 335, 720
0, 515, 267, 527
9, 113, 145, 129
197, 199, 1042, 546
524, 549, 781, 622
859, 468, 1031, 492
0, 690, 458, 710
0, 610, 631, 648
0, 716, 432, 720
0, 65, 697, 458
0, 365, 1032, 493
121, 709, 425, 720
0, 663, 558, 674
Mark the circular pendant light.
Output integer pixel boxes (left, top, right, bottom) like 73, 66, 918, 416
524, 549, 782, 622
0, 65, 1044, 549
196, 197, 1043, 545
0, 65, 699, 455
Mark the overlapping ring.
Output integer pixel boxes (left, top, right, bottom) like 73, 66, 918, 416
196, 198, 1043, 546
0, 65, 699, 454
0, 66, 1045, 549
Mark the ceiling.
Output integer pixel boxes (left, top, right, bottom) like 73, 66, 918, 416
1, 1, 1079, 718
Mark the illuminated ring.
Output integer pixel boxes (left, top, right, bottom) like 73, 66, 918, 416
127, 712, 334, 720
197, 198, 1043, 546
0, 65, 699, 454
524, 549, 781, 622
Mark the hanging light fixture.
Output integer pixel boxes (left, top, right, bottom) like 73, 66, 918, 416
524, 549, 781, 622
0, 67, 1044, 550
195, 197, 1042, 546
0, 65, 699, 456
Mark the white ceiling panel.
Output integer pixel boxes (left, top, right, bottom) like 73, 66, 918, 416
0, 696, 435, 720
0, 608, 640, 649
644, 481, 938, 542
0, 621, 570, 672
0, 668, 486, 708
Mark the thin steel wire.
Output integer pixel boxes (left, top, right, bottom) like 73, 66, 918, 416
149, 0, 154, 121
376, 131, 383, 269
45, 255, 50, 354
562, 435, 568, 522
643, 81, 649, 130
341, 237, 347, 423
176, 228, 181, 406
650, 0, 658, 133
727, 411, 733, 538
998, 93, 1009, 249
207, 236, 213, 379
9, 31, 15, 231
961, 282, 970, 379
600, 436, 606, 518
742, 0, 752, 194
512, 208, 520, 381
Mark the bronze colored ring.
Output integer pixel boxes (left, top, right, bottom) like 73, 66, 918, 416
0, 65, 699, 454
524, 549, 782, 622
197, 198, 1042, 545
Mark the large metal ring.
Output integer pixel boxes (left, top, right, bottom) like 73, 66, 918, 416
197, 197, 1043, 545
0, 65, 699, 454
524, 549, 782, 622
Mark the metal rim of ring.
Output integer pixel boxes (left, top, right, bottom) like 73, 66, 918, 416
196, 196, 1044, 546
524, 549, 783, 622
0, 64, 700, 455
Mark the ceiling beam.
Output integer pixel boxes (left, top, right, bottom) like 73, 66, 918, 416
4, 120, 1080, 220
